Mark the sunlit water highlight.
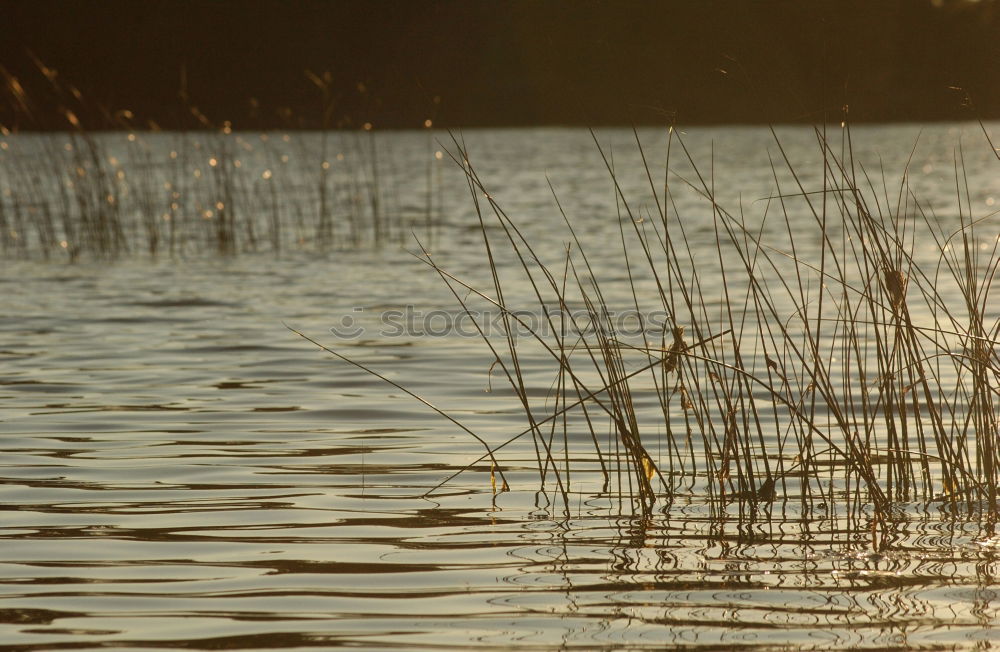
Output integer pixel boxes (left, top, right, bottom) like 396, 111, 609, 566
2, 124, 1000, 649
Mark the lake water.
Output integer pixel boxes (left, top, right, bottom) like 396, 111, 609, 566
3, 124, 1000, 649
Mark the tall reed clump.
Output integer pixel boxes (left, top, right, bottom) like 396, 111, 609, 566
355, 125, 998, 542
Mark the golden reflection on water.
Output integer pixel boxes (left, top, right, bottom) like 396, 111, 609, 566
2, 426, 1000, 649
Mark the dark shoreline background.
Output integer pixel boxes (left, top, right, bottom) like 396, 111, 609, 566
3, 0, 999, 131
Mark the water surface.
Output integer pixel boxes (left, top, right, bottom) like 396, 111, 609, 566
3, 124, 1000, 649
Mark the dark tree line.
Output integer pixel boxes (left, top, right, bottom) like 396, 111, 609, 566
2, 0, 997, 130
